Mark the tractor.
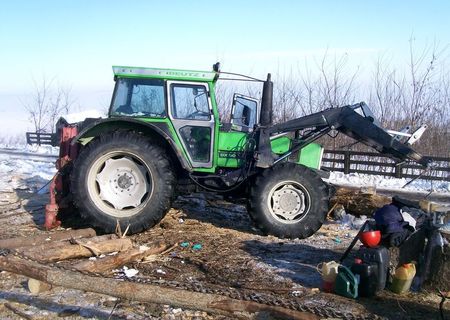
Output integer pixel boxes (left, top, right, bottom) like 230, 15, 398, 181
46, 63, 430, 239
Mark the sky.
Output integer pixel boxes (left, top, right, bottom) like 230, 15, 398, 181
0, 0, 449, 137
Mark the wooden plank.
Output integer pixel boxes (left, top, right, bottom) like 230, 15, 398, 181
349, 160, 397, 167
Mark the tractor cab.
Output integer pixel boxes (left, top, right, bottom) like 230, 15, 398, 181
105, 66, 319, 172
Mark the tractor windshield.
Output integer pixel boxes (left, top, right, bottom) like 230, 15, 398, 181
110, 78, 166, 117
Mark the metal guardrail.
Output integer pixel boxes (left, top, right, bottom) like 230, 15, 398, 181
322, 149, 450, 182
25, 132, 57, 146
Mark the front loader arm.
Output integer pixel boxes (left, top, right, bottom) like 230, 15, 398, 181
256, 102, 430, 168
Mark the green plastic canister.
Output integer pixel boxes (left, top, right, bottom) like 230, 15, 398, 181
390, 263, 416, 294
334, 265, 358, 299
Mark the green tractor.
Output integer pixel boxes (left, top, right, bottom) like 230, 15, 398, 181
48, 63, 429, 239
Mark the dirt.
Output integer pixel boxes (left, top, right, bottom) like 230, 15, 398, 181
0, 184, 448, 319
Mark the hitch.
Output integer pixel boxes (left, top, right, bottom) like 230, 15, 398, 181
44, 124, 79, 230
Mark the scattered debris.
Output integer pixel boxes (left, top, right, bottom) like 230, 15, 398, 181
180, 241, 189, 248
121, 266, 139, 278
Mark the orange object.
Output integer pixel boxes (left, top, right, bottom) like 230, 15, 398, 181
359, 230, 381, 247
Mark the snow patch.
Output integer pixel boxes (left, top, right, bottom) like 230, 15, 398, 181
60, 109, 104, 124
326, 171, 450, 193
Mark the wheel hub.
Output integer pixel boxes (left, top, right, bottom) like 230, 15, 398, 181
117, 173, 133, 189
269, 183, 308, 222
95, 157, 150, 210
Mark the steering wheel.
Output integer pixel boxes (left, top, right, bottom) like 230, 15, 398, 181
187, 110, 210, 119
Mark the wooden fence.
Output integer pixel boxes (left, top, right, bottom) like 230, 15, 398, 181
25, 132, 57, 146
322, 149, 450, 182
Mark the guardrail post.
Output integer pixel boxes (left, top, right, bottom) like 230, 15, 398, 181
394, 163, 403, 178
344, 150, 350, 174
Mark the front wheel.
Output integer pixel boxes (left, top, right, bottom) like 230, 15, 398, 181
248, 163, 329, 239
71, 131, 175, 234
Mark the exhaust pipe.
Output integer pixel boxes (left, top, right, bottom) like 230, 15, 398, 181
260, 73, 273, 126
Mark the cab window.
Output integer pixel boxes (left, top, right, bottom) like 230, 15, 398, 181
231, 94, 258, 131
170, 84, 210, 120
111, 78, 165, 117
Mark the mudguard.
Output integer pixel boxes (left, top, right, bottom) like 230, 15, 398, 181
70, 117, 192, 171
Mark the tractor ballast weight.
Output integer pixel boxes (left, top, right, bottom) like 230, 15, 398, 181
46, 64, 430, 239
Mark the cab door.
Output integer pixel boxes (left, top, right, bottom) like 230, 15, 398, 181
167, 81, 215, 168
230, 94, 259, 132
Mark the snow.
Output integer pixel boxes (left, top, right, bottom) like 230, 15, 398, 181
0, 143, 59, 155
325, 171, 450, 193
60, 109, 104, 124
24, 144, 59, 155
0, 147, 57, 192
119, 266, 139, 278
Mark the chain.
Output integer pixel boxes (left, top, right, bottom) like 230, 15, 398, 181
2, 249, 381, 320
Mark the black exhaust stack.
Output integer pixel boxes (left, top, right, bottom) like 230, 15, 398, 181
256, 73, 275, 168
260, 73, 273, 126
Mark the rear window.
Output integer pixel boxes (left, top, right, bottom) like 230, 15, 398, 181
110, 78, 166, 117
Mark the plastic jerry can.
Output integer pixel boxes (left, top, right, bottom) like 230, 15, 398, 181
319, 261, 339, 292
356, 246, 389, 290
334, 265, 358, 299
390, 263, 416, 294
351, 259, 378, 297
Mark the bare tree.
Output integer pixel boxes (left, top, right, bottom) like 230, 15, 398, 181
23, 76, 74, 133
23, 77, 52, 133
48, 86, 74, 133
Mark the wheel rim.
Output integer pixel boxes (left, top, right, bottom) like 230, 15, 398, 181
267, 180, 311, 224
86, 151, 152, 218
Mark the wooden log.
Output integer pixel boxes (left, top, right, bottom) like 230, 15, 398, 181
0, 255, 318, 320
17, 238, 132, 262
73, 241, 170, 273
0, 228, 96, 249
4, 302, 35, 320
28, 278, 52, 294
15, 234, 118, 256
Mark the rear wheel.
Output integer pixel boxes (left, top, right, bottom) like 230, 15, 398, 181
71, 131, 175, 234
248, 163, 328, 239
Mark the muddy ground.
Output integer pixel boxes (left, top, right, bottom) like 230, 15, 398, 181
0, 183, 448, 319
